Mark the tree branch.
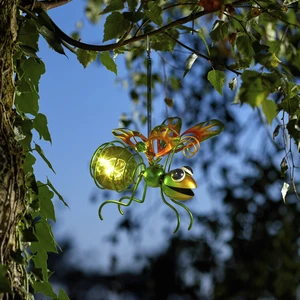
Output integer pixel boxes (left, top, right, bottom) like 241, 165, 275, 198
165, 33, 242, 76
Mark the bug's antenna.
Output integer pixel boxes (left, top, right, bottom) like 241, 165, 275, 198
146, 35, 152, 136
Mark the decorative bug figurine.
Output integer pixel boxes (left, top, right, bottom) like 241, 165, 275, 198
90, 117, 224, 233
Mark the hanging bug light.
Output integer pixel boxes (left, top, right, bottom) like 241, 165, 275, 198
90, 117, 224, 233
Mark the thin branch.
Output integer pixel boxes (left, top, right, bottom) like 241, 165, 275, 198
165, 33, 242, 76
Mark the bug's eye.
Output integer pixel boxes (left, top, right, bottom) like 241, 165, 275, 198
182, 166, 193, 176
171, 169, 185, 182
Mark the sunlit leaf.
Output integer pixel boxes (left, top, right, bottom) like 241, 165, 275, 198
76, 48, 98, 68
144, 1, 163, 26
261, 99, 278, 124
236, 35, 255, 57
229, 77, 237, 91
183, 53, 198, 78
210, 20, 229, 43
281, 182, 290, 203
207, 70, 225, 95
100, 51, 117, 75
103, 12, 130, 42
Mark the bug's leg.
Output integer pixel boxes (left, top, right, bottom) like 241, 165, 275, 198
160, 190, 181, 233
170, 199, 194, 231
117, 176, 147, 215
98, 173, 143, 220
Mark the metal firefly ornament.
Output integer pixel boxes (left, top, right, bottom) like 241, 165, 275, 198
90, 38, 224, 233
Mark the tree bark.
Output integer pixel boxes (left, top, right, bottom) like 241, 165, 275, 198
0, 0, 26, 298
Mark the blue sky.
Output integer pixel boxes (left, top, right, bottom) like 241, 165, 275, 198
33, 0, 264, 273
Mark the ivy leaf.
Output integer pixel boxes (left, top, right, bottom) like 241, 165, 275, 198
0, 264, 11, 293
47, 178, 69, 208
33, 113, 52, 143
34, 143, 56, 173
236, 35, 255, 57
261, 99, 278, 124
15, 91, 39, 116
144, 1, 163, 26
281, 182, 290, 203
10, 250, 26, 265
56, 289, 70, 300
32, 281, 57, 298
207, 70, 226, 95
100, 51, 117, 75
32, 249, 48, 281
103, 12, 130, 42
76, 48, 98, 68
22, 227, 39, 242
31, 219, 58, 253
38, 184, 56, 222
210, 20, 229, 43
183, 53, 198, 78
100, 0, 124, 14
18, 19, 39, 51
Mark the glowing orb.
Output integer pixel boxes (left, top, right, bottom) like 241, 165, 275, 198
91, 145, 137, 191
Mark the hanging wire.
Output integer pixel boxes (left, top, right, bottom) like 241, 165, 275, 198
146, 36, 152, 136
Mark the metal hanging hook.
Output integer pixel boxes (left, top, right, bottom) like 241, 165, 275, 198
146, 35, 152, 136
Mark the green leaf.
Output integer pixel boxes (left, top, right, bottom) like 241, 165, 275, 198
22, 227, 39, 242
236, 35, 255, 57
85, 0, 102, 23
281, 182, 290, 203
76, 48, 98, 68
100, 51, 117, 75
32, 249, 48, 280
10, 250, 26, 265
31, 267, 44, 281
183, 53, 198, 78
37, 24, 66, 55
207, 70, 226, 95
22, 57, 46, 92
0, 264, 11, 293
100, 0, 124, 14
261, 99, 278, 124
34, 143, 55, 173
33, 113, 52, 143
31, 219, 58, 253
32, 281, 57, 298
18, 19, 39, 51
103, 12, 130, 42
47, 178, 69, 208
144, 1, 163, 26
38, 183, 56, 222
15, 91, 39, 116
210, 20, 230, 43
123, 11, 144, 23
26, 172, 38, 194
56, 289, 70, 300
197, 28, 210, 55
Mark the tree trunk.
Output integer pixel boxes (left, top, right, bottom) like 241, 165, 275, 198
0, 0, 26, 299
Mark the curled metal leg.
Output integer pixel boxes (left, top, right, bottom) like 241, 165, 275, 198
170, 199, 194, 230
161, 190, 181, 233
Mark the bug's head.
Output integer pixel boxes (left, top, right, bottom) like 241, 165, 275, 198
162, 166, 197, 201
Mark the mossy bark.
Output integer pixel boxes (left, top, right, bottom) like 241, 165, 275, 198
0, 0, 26, 298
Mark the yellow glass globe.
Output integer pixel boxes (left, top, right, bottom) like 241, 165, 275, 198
92, 145, 137, 191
